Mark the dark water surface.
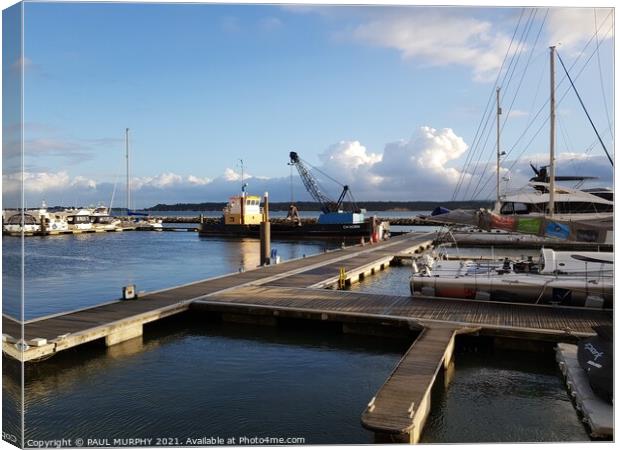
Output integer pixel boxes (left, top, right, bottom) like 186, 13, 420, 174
3, 230, 590, 444
11, 318, 408, 445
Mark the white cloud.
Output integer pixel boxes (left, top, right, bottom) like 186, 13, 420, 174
318, 140, 382, 170
374, 126, 468, 177
347, 10, 523, 82
187, 175, 212, 185
7, 132, 611, 209
71, 176, 97, 190
223, 168, 254, 182
547, 8, 614, 52
3, 171, 82, 194
132, 172, 184, 189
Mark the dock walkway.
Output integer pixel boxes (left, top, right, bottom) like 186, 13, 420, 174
2, 232, 433, 361
193, 286, 611, 339
2, 231, 611, 443
361, 326, 465, 443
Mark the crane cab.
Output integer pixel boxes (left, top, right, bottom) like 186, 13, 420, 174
223, 195, 263, 225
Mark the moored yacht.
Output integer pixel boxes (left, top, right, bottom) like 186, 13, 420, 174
2, 211, 40, 234
495, 181, 614, 221
60, 208, 94, 232
409, 248, 613, 308
90, 206, 122, 231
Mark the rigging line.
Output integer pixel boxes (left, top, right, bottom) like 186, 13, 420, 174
452, 8, 527, 201
478, 44, 613, 200
451, 8, 527, 201
300, 155, 344, 188
500, 9, 548, 134
462, 8, 612, 201
594, 8, 614, 142
476, 15, 614, 196
497, 9, 613, 165
466, 10, 538, 199
573, 127, 612, 175
556, 50, 613, 167
557, 117, 582, 183
471, 10, 543, 200
463, 10, 542, 198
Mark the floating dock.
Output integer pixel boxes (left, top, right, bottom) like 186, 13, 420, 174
556, 343, 613, 439
2, 231, 611, 443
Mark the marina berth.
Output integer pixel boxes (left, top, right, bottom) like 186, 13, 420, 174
410, 248, 613, 308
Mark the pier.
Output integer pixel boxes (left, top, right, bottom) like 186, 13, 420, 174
2, 231, 611, 443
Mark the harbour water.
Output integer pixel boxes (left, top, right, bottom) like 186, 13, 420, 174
3, 228, 590, 443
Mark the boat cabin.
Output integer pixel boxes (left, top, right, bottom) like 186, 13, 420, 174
3, 213, 40, 234
496, 183, 614, 217
223, 195, 263, 225
62, 209, 94, 231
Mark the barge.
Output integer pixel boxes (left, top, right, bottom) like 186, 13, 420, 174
200, 153, 390, 240
198, 193, 387, 240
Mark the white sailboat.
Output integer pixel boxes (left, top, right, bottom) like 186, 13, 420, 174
411, 47, 613, 308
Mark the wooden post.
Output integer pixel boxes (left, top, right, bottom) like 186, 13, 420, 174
260, 192, 271, 266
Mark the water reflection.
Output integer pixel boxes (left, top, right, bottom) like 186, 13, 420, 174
3, 233, 336, 319
19, 314, 409, 445
422, 349, 590, 443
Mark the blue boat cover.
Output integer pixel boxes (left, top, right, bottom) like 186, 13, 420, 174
431, 206, 451, 216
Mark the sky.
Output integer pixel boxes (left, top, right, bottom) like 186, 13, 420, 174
2, 1, 615, 208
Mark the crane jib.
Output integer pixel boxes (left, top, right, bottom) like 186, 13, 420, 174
289, 151, 359, 214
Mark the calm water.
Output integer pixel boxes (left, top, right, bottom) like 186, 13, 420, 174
4, 318, 408, 446
3, 229, 590, 444
3, 232, 338, 320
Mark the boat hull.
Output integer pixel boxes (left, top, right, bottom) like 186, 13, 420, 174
410, 275, 613, 308
198, 221, 375, 240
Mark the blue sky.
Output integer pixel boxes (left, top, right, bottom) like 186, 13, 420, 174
2, 2, 615, 207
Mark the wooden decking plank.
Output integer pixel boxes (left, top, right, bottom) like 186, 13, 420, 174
361, 326, 457, 434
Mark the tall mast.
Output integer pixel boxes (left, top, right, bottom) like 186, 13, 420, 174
549, 46, 556, 218
496, 87, 502, 205
126, 128, 131, 212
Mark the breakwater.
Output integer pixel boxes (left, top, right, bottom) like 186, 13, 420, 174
152, 216, 440, 226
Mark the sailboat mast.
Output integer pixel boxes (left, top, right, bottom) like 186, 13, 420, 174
126, 128, 130, 212
549, 46, 556, 218
496, 87, 501, 205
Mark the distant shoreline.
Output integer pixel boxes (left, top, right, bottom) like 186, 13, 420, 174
143, 200, 493, 212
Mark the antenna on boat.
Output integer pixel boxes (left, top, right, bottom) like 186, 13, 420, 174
238, 158, 246, 194
549, 46, 556, 218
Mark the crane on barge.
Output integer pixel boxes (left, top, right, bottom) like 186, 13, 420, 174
288, 151, 363, 225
